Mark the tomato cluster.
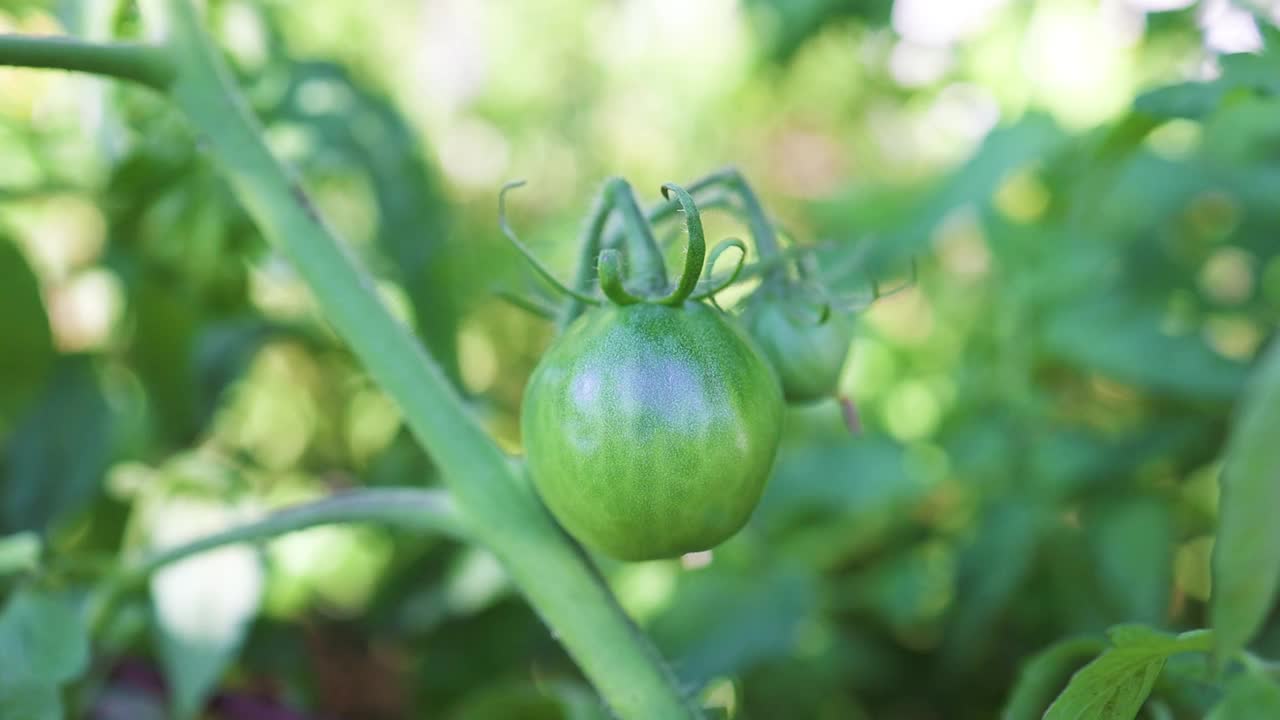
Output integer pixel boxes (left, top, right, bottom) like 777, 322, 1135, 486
501, 172, 883, 561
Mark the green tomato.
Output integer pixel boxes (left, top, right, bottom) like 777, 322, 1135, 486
744, 294, 855, 405
520, 301, 784, 561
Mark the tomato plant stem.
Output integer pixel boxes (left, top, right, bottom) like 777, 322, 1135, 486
0, 33, 173, 89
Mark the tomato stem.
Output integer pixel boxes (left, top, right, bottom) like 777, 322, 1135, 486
0, 33, 174, 89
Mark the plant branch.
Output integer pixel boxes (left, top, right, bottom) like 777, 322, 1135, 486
134, 488, 469, 578
0, 33, 174, 89
89, 488, 468, 635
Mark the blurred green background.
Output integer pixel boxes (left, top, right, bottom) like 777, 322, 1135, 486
2, 0, 1279, 718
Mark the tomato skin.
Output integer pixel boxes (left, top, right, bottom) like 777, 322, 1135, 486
520, 301, 784, 561
744, 296, 855, 405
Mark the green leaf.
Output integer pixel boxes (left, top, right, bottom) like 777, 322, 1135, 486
1134, 50, 1280, 120
649, 563, 817, 690
1, 355, 115, 534
1207, 673, 1280, 720
1212, 338, 1280, 663
0, 234, 54, 428
741, 0, 892, 64
1086, 496, 1174, 625
0, 588, 90, 683
812, 113, 1068, 276
941, 500, 1049, 672
1043, 294, 1249, 402
1002, 636, 1107, 720
449, 679, 609, 720
1043, 626, 1212, 720
0, 679, 61, 720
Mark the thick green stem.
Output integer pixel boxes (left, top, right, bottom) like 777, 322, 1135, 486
0, 33, 173, 89
88, 2, 699, 716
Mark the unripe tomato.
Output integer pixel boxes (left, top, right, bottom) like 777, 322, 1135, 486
521, 301, 784, 561
744, 293, 855, 405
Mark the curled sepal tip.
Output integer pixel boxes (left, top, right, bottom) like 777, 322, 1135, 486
690, 238, 748, 301
654, 183, 707, 306
498, 180, 600, 306
598, 249, 643, 306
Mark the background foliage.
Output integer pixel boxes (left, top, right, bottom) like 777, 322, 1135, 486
2, 0, 1280, 718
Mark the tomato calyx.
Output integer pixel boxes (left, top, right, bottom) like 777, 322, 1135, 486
498, 180, 748, 313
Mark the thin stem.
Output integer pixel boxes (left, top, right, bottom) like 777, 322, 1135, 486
499, 181, 602, 306
0, 33, 174, 89
723, 170, 786, 287
89, 488, 468, 635
495, 289, 558, 320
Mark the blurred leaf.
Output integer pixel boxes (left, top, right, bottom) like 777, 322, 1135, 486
0, 235, 54, 428
755, 435, 930, 567
941, 499, 1049, 671
1, 355, 114, 534
1043, 294, 1248, 402
0, 680, 60, 720
1002, 635, 1107, 720
815, 113, 1068, 278
1135, 48, 1280, 121
1044, 626, 1211, 720
1206, 673, 1280, 720
649, 563, 817, 690
1154, 651, 1221, 718
1085, 495, 1174, 626
742, 0, 892, 64
0, 587, 90, 683
839, 540, 954, 632
128, 272, 201, 444
150, 503, 266, 720
1211, 337, 1280, 663
449, 680, 607, 720
0, 532, 41, 576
